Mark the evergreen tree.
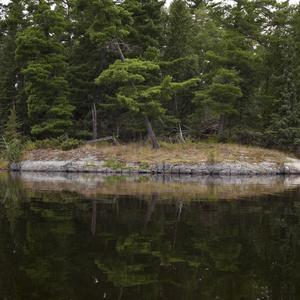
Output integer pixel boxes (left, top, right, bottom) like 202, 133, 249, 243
115, 0, 168, 142
0, 0, 27, 135
121, 0, 165, 60
194, 68, 243, 136
267, 40, 300, 151
0, 0, 298, 150
15, 0, 74, 137
186, 4, 226, 139
96, 58, 199, 148
164, 0, 194, 62
199, 0, 268, 143
162, 0, 199, 140
5, 103, 22, 142
63, 0, 109, 140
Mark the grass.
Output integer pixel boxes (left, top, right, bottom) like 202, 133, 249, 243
77, 141, 294, 165
0, 157, 9, 169
2, 140, 296, 167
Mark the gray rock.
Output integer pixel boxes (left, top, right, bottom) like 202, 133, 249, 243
156, 163, 164, 173
164, 163, 173, 173
126, 163, 138, 170
171, 165, 180, 174
10, 157, 300, 175
191, 163, 209, 175
179, 164, 191, 174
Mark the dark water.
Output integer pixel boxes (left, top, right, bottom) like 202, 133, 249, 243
0, 172, 300, 300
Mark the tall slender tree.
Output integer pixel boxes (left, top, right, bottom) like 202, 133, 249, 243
0, 0, 27, 135
15, 0, 74, 137
267, 39, 300, 151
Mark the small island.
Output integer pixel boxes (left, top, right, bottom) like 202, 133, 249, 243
3, 140, 300, 175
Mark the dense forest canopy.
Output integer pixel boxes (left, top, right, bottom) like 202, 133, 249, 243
0, 0, 299, 152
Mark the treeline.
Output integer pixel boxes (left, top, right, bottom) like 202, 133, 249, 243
0, 0, 299, 152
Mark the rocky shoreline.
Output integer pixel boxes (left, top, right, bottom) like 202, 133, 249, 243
10, 157, 300, 175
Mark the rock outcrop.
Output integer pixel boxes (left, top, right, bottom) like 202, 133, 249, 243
10, 158, 300, 175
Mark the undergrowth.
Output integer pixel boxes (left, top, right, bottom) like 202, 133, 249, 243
103, 157, 130, 170
25, 136, 82, 151
2, 139, 23, 164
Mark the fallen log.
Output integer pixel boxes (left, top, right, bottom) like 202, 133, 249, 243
82, 136, 119, 146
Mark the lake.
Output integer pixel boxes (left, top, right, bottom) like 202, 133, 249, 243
0, 171, 299, 300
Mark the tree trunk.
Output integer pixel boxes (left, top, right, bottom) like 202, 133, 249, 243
92, 103, 97, 140
218, 115, 226, 137
178, 123, 184, 142
141, 112, 160, 149
113, 40, 159, 149
114, 39, 125, 63
91, 200, 97, 236
141, 194, 158, 231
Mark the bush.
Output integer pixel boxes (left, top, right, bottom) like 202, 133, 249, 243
60, 138, 82, 151
25, 136, 82, 151
2, 139, 23, 164
103, 157, 129, 169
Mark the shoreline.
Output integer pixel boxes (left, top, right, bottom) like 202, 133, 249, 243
9, 158, 300, 175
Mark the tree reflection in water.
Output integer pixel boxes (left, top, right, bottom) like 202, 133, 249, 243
0, 171, 299, 299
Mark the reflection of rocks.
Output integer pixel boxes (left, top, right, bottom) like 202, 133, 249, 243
10, 159, 300, 174
13, 171, 300, 201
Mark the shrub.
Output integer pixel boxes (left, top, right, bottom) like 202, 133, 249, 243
2, 139, 23, 164
139, 163, 148, 170
103, 157, 129, 169
24, 136, 82, 151
60, 138, 82, 151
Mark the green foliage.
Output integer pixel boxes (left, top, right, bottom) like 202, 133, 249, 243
121, 0, 164, 59
60, 138, 82, 151
88, 0, 131, 46
5, 103, 22, 142
25, 137, 63, 150
2, 139, 23, 163
24, 136, 82, 151
15, 1, 74, 137
164, 0, 195, 62
0, 0, 299, 150
103, 157, 130, 170
139, 163, 148, 170
195, 68, 243, 118
266, 39, 300, 151
206, 149, 217, 164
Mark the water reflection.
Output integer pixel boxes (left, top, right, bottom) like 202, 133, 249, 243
0, 171, 299, 299
9, 171, 300, 200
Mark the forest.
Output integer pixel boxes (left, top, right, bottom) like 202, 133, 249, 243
0, 0, 299, 152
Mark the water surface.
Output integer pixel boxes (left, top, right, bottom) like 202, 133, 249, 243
0, 171, 300, 299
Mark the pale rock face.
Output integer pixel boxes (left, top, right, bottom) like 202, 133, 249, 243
10, 159, 300, 175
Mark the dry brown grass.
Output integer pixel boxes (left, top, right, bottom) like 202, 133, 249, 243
77, 141, 294, 165
14, 140, 296, 165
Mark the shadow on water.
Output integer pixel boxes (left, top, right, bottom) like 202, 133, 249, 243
0, 171, 299, 299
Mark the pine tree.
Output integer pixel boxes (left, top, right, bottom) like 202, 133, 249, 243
199, 0, 269, 143
0, 0, 27, 135
267, 40, 300, 151
96, 58, 199, 148
63, 0, 109, 140
5, 103, 22, 142
15, 0, 74, 138
161, 0, 199, 140
194, 68, 243, 136
121, 0, 165, 60
164, 0, 194, 62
